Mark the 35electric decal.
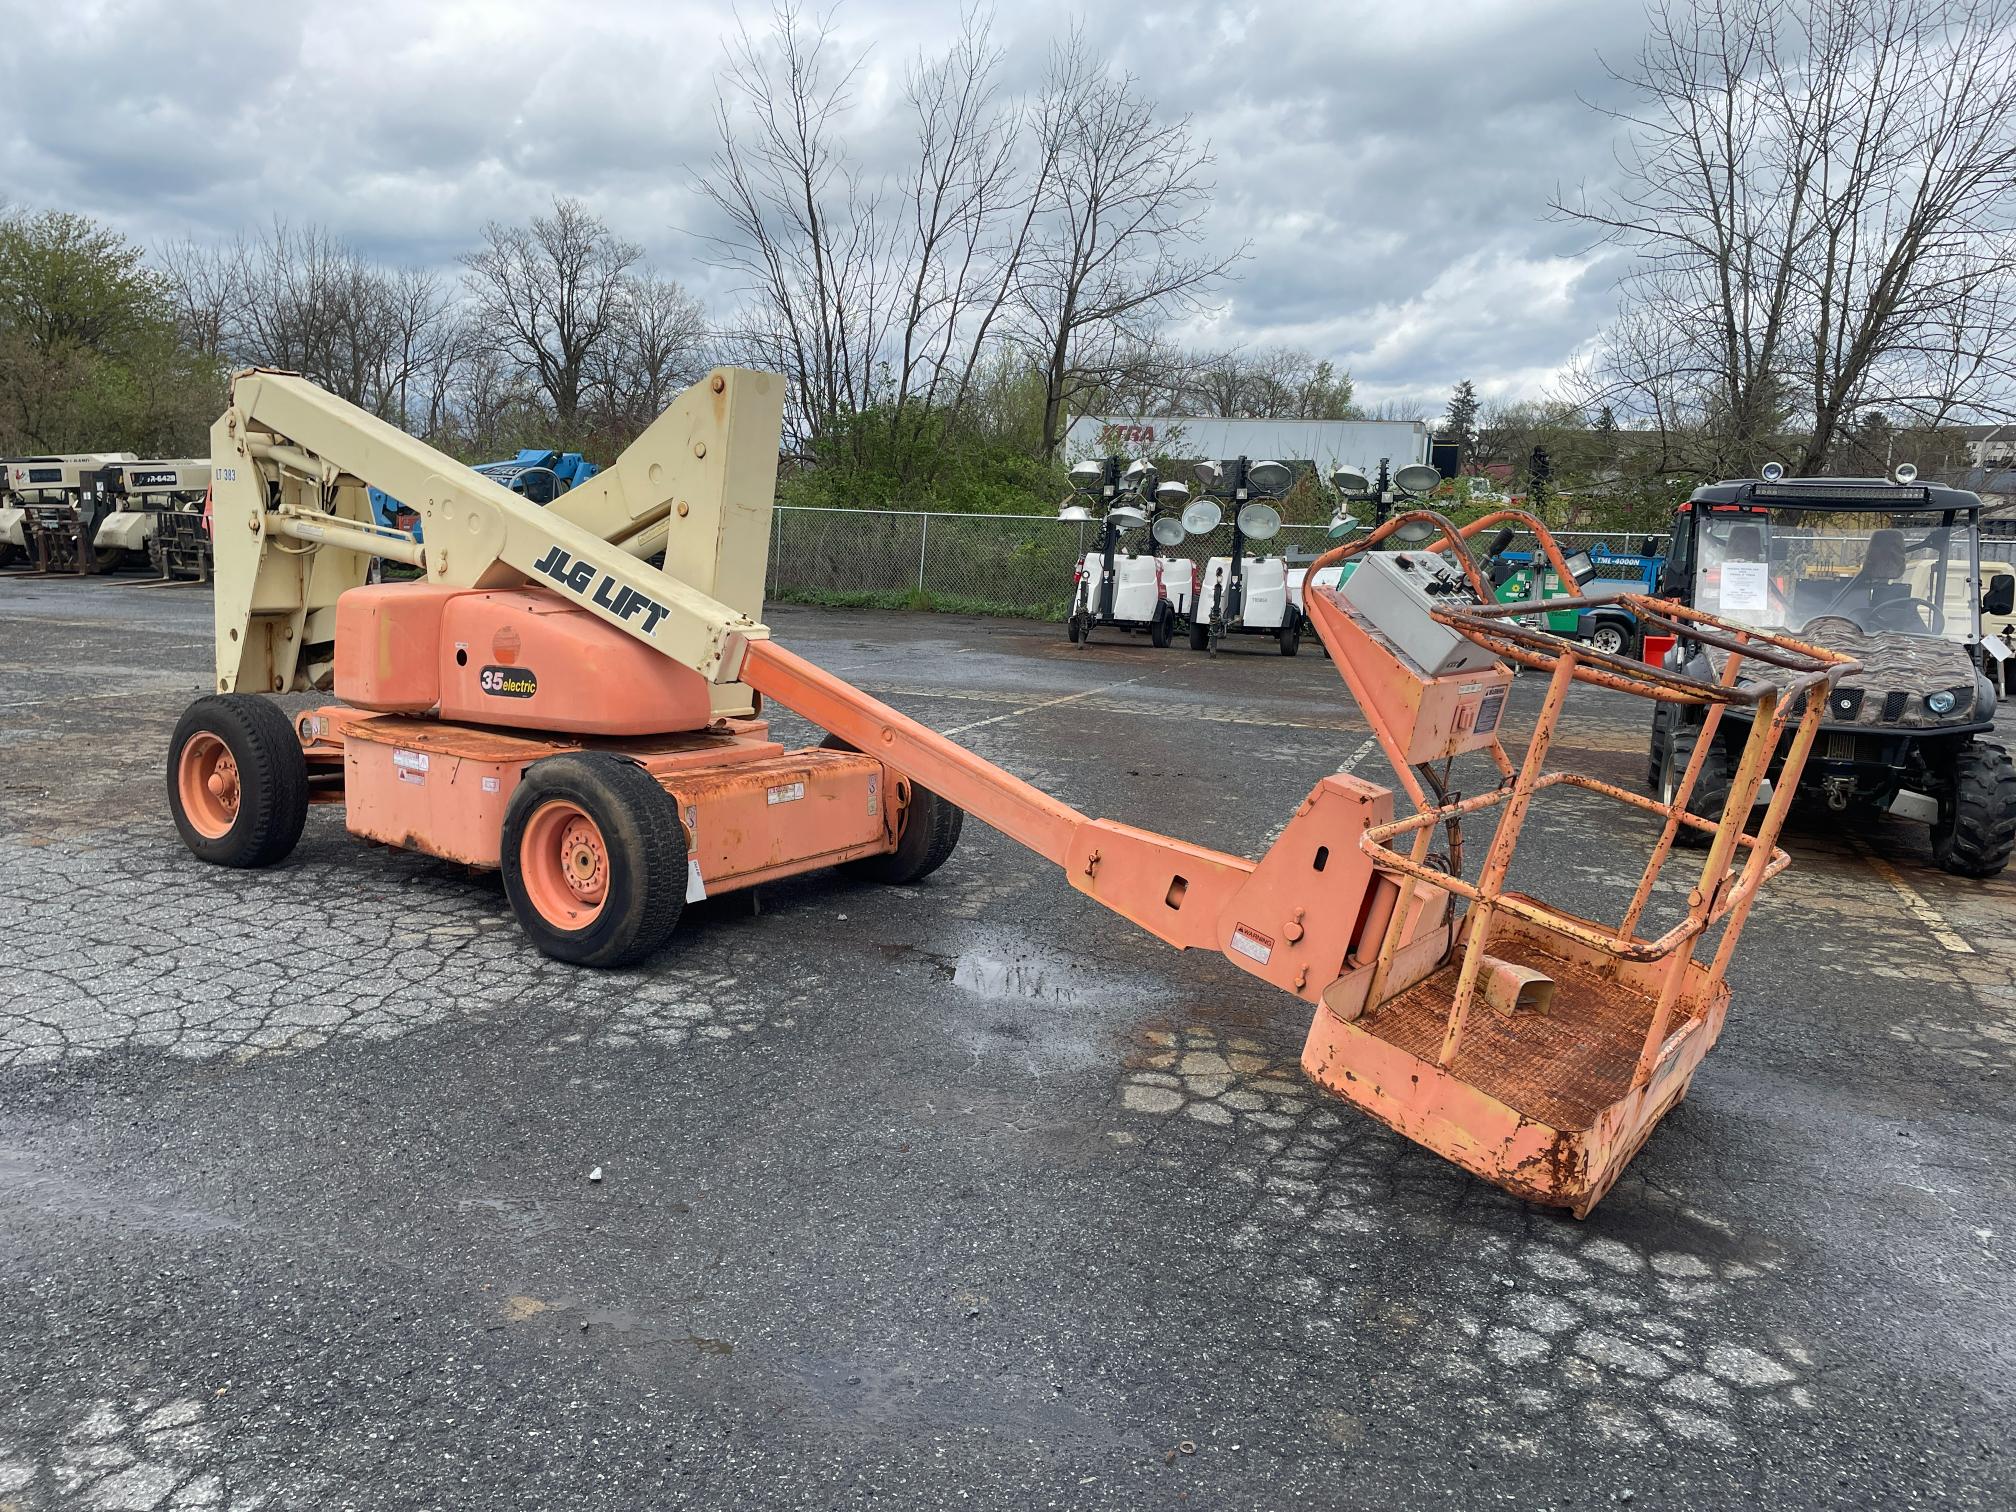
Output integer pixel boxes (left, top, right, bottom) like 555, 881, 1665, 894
479, 666, 538, 698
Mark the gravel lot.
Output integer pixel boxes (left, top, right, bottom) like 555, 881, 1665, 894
1, 575, 2011, 1509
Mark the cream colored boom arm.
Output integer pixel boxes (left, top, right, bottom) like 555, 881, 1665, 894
208, 368, 784, 708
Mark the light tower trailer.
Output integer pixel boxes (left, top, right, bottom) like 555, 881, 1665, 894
1187, 457, 1304, 655
1062, 456, 1196, 648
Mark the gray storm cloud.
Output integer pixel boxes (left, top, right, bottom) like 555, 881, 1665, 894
0, 0, 1650, 409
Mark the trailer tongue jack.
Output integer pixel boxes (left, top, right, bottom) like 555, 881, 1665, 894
172, 369, 1855, 1215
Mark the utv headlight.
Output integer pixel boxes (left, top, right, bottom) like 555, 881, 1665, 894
1926, 690, 1957, 716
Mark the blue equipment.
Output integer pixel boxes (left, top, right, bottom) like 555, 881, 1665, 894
370, 450, 601, 539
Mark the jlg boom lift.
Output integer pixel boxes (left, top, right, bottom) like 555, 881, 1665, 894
169, 368, 1855, 1216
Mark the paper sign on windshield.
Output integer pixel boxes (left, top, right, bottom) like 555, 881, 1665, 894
1720, 560, 1769, 614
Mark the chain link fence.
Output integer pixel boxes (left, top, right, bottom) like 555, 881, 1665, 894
765, 506, 1672, 619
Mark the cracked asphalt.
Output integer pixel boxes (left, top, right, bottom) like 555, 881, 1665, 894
1, 575, 2011, 1510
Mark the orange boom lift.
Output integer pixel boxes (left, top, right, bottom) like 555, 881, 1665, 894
170, 369, 1854, 1214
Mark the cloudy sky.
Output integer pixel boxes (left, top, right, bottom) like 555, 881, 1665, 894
0, 0, 1656, 413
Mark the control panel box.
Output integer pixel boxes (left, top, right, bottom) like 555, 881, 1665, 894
1337, 550, 1502, 677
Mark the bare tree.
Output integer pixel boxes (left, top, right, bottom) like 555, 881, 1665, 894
591, 269, 711, 442
698, 2, 892, 457
372, 267, 462, 434
1183, 345, 1355, 419
1562, 0, 2016, 476
231, 221, 392, 407
883, 12, 1041, 470
1015, 32, 1244, 458
158, 236, 246, 360
462, 197, 642, 434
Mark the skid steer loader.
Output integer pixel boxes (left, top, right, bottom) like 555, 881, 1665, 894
164, 368, 1853, 1216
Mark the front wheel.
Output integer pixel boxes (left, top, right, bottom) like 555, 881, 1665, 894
1187, 615, 1209, 651
1932, 741, 2016, 877
1278, 613, 1302, 657
167, 695, 309, 867
501, 754, 688, 967
1662, 725, 1734, 849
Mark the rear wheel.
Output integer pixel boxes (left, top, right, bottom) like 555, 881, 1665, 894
821, 734, 964, 884
1662, 724, 1734, 849
1149, 602, 1173, 648
92, 546, 130, 575
167, 695, 309, 867
1589, 621, 1631, 658
1932, 741, 2016, 877
501, 754, 687, 967
1187, 615, 1209, 651
1278, 613, 1302, 657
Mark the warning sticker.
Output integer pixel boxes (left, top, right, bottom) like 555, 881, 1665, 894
1229, 926, 1274, 965
1474, 688, 1507, 736
392, 748, 429, 772
766, 781, 805, 806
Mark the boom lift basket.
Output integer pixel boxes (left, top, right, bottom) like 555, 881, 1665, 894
1298, 512, 1858, 1214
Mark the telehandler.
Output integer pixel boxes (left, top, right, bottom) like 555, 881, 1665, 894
3, 453, 139, 572
166, 368, 1853, 1215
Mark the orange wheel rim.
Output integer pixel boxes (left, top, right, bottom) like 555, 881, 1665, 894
177, 732, 241, 840
520, 800, 609, 929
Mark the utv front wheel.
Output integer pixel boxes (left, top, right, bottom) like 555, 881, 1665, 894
1932, 741, 2016, 878
1662, 725, 1734, 849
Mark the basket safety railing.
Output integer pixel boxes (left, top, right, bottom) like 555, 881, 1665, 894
1300, 509, 1861, 1088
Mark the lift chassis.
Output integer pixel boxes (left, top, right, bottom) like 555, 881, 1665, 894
170, 368, 1853, 1215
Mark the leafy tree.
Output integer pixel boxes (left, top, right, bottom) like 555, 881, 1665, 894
0, 208, 220, 453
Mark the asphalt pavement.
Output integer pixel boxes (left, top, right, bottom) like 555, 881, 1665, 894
0, 575, 2010, 1510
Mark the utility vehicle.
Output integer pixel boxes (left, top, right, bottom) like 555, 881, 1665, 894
1648, 470, 2016, 876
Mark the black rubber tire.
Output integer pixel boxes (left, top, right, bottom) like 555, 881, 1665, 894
1066, 612, 1083, 644
821, 735, 964, 884
167, 694, 310, 868
1932, 741, 2016, 878
1278, 614, 1302, 656
1588, 621, 1631, 658
1, 542, 22, 569
1663, 724, 1734, 849
1647, 703, 1674, 790
1149, 603, 1173, 649
501, 754, 687, 968
1187, 616, 1209, 651
92, 547, 130, 575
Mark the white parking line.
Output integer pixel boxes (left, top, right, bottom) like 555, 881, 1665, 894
940, 675, 1151, 736
1853, 844, 1976, 955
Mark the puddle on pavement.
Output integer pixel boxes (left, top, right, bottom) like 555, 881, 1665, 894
951, 953, 1101, 1007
